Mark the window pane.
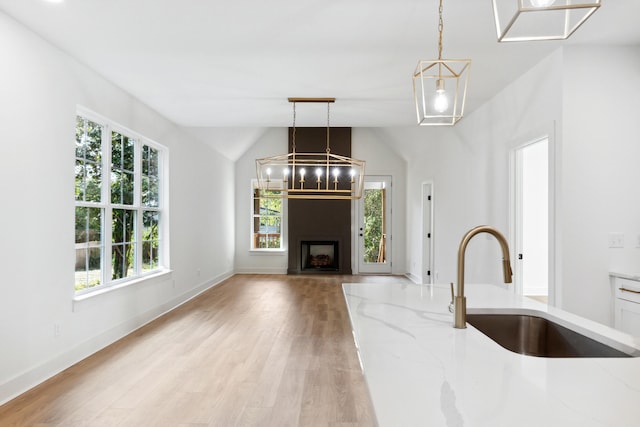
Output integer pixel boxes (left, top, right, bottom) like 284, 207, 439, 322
142, 241, 158, 272
76, 117, 103, 203
111, 132, 135, 205
85, 161, 102, 203
142, 176, 159, 207
270, 217, 282, 234
143, 211, 159, 239
76, 117, 102, 163
142, 145, 159, 177
75, 116, 85, 159
87, 207, 102, 245
112, 243, 134, 280
75, 206, 102, 244
112, 132, 122, 167
123, 137, 135, 171
142, 145, 148, 175
111, 170, 134, 205
75, 206, 88, 244
258, 216, 281, 234
85, 121, 102, 163
112, 209, 135, 244
75, 206, 103, 291
149, 147, 159, 176
75, 248, 88, 291
142, 210, 159, 272
267, 235, 280, 249
111, 132, 134, 171
75, 162, 85, 201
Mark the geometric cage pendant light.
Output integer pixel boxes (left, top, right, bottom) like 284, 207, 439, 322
492, 0, 601, 42
413, 0, 471, 126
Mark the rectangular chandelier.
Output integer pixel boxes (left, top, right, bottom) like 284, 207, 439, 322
256, 152, 365, 200
492, 0, 601, 42
255, 98, 366, 200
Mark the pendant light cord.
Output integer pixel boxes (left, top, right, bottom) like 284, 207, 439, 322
438, 0, 444, 60
292, 101, 297, 154
326, 101, 331, 154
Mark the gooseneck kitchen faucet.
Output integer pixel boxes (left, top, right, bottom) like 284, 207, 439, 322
454, 225, 513, 329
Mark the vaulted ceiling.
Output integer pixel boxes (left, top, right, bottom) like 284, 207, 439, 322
1, 1, 639, 129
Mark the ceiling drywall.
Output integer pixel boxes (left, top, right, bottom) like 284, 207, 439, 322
1, 1, 638, 131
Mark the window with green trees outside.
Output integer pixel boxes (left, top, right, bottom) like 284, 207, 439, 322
75, 110, 165, 294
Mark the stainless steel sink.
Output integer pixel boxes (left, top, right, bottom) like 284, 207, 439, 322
466, 313, 633, 358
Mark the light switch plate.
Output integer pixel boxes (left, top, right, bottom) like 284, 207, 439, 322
609, 232, 625, 248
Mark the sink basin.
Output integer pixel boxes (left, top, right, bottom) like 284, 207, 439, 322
466, 313, 633, 358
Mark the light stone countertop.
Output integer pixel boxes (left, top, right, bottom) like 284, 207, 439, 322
342, 282, 640, 427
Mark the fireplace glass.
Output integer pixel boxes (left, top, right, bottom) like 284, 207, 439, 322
301, 241, 339, 271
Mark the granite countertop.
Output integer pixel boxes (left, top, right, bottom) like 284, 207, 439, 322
342, 282, 640, 427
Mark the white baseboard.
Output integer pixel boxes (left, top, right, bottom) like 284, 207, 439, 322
0, 270, 234, 406
233, 268, 288, 274
405, 272, 422, 284
524, 286, 548, 296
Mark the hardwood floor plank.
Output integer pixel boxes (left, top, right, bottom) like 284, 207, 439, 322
0, 274, 410, 426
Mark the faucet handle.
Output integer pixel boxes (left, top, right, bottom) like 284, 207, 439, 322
448, 282, 455, 313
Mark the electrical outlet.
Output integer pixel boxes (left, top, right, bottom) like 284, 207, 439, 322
54, 323, 61, 338
609, 232, 625, 248
636, 234, 640, 248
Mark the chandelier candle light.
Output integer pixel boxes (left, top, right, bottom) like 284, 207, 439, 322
492, 0, 601, 42
413, 0, 471, 126
255, 98, 366, 200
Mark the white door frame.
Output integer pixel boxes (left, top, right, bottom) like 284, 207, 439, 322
509, 124, 557, 306
422, 182, 434, 284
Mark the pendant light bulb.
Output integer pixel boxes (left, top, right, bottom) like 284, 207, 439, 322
434, 79, 449, 113
530, 0, 555, 7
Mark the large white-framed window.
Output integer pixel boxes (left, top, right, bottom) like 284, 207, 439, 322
75, 107, 167, 295
251, 180, 284, 251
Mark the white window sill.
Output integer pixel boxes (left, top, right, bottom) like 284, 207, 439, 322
72, 269, 173, 312
249, 249, 287, 255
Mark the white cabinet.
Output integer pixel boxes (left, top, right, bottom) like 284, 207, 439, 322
612, 273, 640, 336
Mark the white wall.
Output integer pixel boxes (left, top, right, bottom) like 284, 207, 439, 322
353, 128, 407, 275
234, 128, 289, 273
561, 46, 640, 325
0, 11, 234, 404
386, 49, 564, 288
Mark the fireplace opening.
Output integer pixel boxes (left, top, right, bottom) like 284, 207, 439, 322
301, 240, 339, 271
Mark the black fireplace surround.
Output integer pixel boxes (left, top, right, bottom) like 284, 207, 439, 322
287, 127, 352, 275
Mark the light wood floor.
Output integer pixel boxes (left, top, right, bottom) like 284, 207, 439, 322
0, 274, 410, 426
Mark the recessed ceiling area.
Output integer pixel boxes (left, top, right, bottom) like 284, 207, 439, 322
0, 1, 638, 128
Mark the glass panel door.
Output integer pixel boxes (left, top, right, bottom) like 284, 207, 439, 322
358, 176, 392, 274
